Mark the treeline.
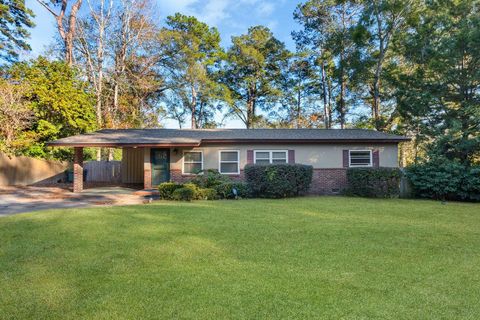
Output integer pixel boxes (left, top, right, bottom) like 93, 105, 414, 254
0, 0, 478, 166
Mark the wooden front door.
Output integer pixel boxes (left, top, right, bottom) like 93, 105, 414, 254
151, 149, 170, 186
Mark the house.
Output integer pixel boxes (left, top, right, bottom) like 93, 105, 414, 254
47, 129, 409, 194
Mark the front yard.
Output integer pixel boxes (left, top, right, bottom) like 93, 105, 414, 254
1, 197, 479, 319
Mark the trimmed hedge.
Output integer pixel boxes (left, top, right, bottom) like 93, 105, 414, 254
244, 164, 313, 198
406, 161, 480, 201
158, 182, 182, 200
215, 182, 251, 199
172, 187, 195, 201
346, 167, 402, 198
189, 169, 230, 188
159, 182, 217, 201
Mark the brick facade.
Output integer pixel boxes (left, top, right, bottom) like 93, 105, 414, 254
168, 168, 345, 195
309, 169, 347, 195
73, 147, 83, 192
143, 148, 152, 189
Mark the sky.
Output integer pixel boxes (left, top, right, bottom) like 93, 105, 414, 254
24, 0, 304, 128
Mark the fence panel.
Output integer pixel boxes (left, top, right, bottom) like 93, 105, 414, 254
84, 161, 122, 183
0, 152, 69, 186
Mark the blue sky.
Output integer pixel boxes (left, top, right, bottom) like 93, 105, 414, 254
26, 0, 301, 56
24, 0, 303, 127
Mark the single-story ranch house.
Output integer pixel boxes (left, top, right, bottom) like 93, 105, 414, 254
48, 129, 410, 194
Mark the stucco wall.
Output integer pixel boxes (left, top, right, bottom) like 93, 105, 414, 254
168, 143, 399, 172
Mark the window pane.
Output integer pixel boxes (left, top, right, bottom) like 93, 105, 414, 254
220, 162, 238, 173
272, 152, 287, 159
221, 151, 238, 162
255, 159, 270, 165
184, 152, 202, 162
350, 158, 370, 165
350, 151, 370, 158
184, 163, 202, 173
255, 152, 269, 159
272, 159, 287, 164
350, 151, 371, 166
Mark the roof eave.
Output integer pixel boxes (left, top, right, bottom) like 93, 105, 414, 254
46, 142, 201, 147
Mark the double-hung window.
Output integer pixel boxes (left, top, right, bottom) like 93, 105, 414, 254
219, 150, 240, 174
183, 151, 203, 174
254, 150, 288, 165
349, 150, 372, 167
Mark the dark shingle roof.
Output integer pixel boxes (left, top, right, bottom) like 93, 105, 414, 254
48, 128, 410, 147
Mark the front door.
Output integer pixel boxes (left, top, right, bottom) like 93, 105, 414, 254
151, 148, 170, 186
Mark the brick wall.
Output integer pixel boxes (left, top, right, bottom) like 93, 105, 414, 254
73, 147, 83, 192
169, 168, 345, 195
143, 148, 152, 189
309, 169, 347, 195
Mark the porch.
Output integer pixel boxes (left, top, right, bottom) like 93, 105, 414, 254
72, 147, 178, 193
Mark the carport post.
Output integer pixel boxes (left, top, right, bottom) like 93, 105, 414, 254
143, 147, 152, 189
73, 147, 83, 193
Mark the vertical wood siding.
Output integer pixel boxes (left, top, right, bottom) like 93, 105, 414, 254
121, 148, 144, 183
84, 161, 121, 183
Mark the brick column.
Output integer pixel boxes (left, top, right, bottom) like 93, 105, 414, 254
143, 147, 152, 189
73, 147, 83, 193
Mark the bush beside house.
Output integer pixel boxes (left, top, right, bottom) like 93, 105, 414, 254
346, 167, 402, 198
158, 165, 313, 201
406, 161, 480, 201
244, 164, 313, 198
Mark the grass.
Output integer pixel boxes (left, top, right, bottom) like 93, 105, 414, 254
1, 197, 480, 319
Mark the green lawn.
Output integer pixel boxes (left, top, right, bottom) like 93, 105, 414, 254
1, 198, 480, 319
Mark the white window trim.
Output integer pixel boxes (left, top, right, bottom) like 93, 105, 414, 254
218, 150, 240, 175
182, 150, 204, 175
253, 150, 288, 164
349, 150, 373, 167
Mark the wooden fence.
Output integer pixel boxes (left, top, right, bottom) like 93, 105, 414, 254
0, 152, 69, 186
84, 161, 122, 183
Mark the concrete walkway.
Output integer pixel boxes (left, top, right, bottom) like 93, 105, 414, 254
0, 186, 149, 216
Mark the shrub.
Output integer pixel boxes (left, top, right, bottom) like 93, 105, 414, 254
158, 182, 182, 200
197, 188, 218, 200
189, 169, 231, 188
244, 164, 313, 198
406, 161, 480, 201
215, 182, 251, 199
172, 187, 195, 201
346, 167, 402, 198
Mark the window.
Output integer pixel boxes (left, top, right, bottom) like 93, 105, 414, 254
254, 150, 288, 164
183, 151, 203, 174
349, 150, 372, 167
219, 150, 240, 174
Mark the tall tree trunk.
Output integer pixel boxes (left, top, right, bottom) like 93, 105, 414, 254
37, 0, 83, 66
191, 85, 197, 129
321, 61, 329, 129
338, 50, 346, 129
296, 86, 301, 128
246, 84, 256, 129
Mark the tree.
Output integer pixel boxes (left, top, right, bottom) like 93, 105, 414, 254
392, 0, 480, 165
0, 79, 33, 153
222, 26, 290, 128
353, 0, 419, 130
294, 0, 362, 129
0, 0, 35, 63
9, 57, 96, 159
160, 14, 225, 129
36, 0, 83, 65
277, 53, 324, 128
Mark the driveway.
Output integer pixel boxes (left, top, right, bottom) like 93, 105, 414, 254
0, 186, 152, 216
